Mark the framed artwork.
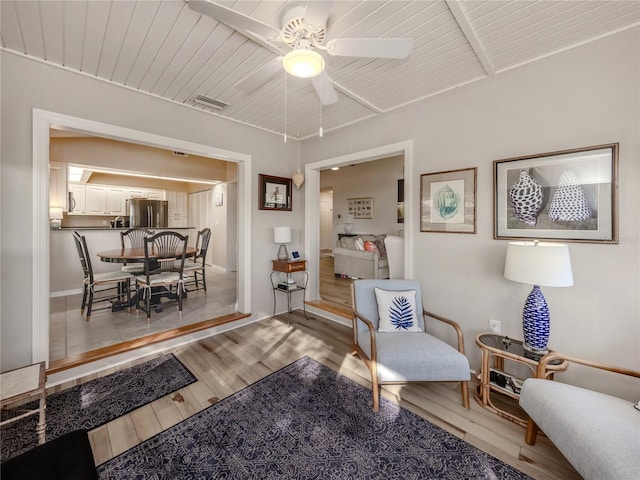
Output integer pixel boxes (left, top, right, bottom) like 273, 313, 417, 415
259, 174, 292, 211
494, 143, 618, 243
348, 197, 373, 219
397, 179, 404, 224
420, 167, 477, 233
215, 193, 223, 206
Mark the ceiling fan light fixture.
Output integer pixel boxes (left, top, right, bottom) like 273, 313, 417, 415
282, 49, 324, 78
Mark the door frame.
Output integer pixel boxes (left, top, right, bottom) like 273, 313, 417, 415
32, 108, 252, 367
304, 141, 414, 301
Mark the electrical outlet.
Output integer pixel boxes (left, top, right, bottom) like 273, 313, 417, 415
489, 319, 502, 334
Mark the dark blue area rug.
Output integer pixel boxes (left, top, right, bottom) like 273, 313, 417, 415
98, 356, 532, 479
1, 353, 196, 461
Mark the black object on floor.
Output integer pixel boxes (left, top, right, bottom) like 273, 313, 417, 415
1, 429, 97, 480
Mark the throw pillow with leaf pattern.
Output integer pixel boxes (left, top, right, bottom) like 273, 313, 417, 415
375, 288, 423, 332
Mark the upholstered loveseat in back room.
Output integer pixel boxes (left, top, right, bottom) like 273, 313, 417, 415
333, 234, 389, 279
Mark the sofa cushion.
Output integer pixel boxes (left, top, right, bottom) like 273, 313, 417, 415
339, 236, 358, 249
354, 237, 365, 250
364, 241, 378, 252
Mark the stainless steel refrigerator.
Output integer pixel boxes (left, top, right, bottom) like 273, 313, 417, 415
128, 199, 168, 228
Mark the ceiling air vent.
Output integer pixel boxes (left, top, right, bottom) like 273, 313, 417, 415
173, 151, 188, 157
192, 94, 229, 111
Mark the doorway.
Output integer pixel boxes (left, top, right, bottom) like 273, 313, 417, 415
303, 141, 414, 320
33, 109, 252, 370
319, 189, 333, 253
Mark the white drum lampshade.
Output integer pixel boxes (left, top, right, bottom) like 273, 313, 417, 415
274, 226, 292, 261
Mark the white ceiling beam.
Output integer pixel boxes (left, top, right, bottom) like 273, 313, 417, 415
445, 0, 495, 76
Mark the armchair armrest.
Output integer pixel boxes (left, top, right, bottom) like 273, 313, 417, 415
333, 247, 379, 260
423, 310, 466, 355
535, 353, 640, 379
351, 309, 377, 361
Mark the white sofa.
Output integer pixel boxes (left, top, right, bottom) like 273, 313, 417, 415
333, 234, 389, 279
519, 353, 640, 480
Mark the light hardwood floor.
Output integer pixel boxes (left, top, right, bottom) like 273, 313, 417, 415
51, 311, 581, 479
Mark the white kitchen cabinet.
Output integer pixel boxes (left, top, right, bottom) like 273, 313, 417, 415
106, 187, 126, 215
49, 162, 68, 211
68, 184, 86, 215
126, 188, 148, 199
68, 184, 165, 216
85, 185, 108, 215
147, 189, 165, 200
167, 191, 188, 227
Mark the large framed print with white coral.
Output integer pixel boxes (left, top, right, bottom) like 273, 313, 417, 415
494, 143, 618, 243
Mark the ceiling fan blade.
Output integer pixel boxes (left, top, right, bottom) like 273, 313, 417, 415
311, 71, 338, 105
326, 38, 413, 59
303, 1, 335, 27
188, 1, 280, 41
234, 57, 283, 94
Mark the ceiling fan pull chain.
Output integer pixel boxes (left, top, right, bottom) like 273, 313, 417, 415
284, 72, 288, 143
319, 73, 324, 137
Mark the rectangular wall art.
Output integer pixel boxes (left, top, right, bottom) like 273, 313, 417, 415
420, 167, 477, 233
494, 143, 618, 243
348, 197, 373, 219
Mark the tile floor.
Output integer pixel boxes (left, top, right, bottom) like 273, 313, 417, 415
49, 268, 237, 362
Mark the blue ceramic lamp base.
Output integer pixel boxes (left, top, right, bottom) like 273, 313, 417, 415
522, 285, 550, 355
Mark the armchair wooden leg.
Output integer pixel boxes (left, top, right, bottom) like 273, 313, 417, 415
372, 377, 380, 412
460, 381, 470, 409
525, 418, 540, 445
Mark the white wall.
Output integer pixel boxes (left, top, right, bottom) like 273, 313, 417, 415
0, 52, 302, 371
302, 29, 640, 399
321, 156, 403, 246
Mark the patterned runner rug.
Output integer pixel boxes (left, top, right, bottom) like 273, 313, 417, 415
99, 356, 532, 479
1, 353, 196, 460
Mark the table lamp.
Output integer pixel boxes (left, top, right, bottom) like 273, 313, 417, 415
49, 207, 63, 229
274, 226, 291, 261
343, 214, 354, 234
504, 240, 573, 355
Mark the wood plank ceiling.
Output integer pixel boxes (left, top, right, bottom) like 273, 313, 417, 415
2, 1, 638, 140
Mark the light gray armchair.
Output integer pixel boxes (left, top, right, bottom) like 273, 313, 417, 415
351, 279, 470, 411
520, 353, 640, 480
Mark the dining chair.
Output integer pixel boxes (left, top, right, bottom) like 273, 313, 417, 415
120, 228, 155, 274
135, 231, 189, 321
72, 231, 133, 321
351, 279, 471, 411
183, 228, 212, 294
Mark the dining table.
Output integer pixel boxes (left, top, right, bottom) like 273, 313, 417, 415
97, 246, 198, 264
97, 246, 198, 312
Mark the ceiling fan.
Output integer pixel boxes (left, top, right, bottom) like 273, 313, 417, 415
187, 1, 413, 106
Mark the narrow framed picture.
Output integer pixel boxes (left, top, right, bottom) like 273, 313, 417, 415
494, 143, 618, 243
259, 174, 292, 211
420, 167, 477, 233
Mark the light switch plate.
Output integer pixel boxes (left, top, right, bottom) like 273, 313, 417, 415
489, 319, 502, 334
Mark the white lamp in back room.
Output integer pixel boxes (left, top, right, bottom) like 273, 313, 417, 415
504, 240, 573, 355
274, 226, 292, 261
343, 214, 354, 234
49, 207, 63, 229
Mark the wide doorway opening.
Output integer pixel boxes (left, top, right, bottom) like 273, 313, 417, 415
33, 109, 252, 373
